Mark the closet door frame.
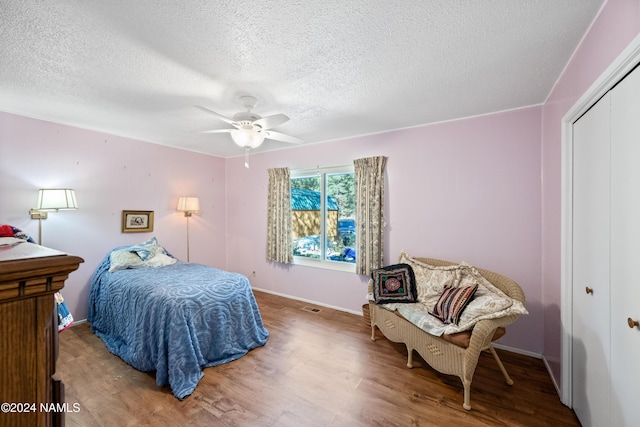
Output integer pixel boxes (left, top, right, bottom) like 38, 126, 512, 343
570, 92, 611, 427
560, 32, 640, 407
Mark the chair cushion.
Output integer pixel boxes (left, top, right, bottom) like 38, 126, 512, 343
441, 326, 506, 348
389, 309, 506, 348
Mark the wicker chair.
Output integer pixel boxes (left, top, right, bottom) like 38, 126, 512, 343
368, 257, 526, 410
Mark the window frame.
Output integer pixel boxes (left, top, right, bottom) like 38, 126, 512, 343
291, 164, 356, 273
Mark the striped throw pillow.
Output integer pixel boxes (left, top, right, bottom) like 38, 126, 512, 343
430, 284, 478, 325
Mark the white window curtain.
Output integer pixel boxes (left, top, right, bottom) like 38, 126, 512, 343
266, 167, 293, 264
354, 156, 387, 276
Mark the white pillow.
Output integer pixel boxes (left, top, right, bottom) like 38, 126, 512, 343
143, 245, 177, 267
108, 239, 176, 272
398, 251, 462, 302
453, 263, 528, 328
109, 249, 145, 272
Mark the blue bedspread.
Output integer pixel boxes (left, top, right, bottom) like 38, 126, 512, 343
88, 251, 269, 399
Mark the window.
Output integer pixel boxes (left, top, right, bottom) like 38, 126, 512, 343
291, 165, 356, 271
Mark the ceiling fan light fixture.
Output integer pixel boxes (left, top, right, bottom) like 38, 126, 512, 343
230, 128, 265, 148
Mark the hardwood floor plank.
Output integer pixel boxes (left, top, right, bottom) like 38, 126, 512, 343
56, 290, 579, 426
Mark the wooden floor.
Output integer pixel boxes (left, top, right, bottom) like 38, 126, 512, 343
57, 290, 579, 426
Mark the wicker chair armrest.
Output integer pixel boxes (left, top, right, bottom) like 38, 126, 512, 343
470, 313, 520, 344
469, 318, 509, 350
463, 314, 518, 380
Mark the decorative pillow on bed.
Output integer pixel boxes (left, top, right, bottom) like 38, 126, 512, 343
109, 238, 176, 271
127, 237, 159, 261
398, 251, 462, 303
144, 244, 176, 267
430, 284, 478, 324
371, 263, 417, 304
109, 249, 146, 272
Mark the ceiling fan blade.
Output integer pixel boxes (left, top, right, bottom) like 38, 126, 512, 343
195, 105, 237, 126
253, 114, 289, 130
199, 128, 233, 134
265, 130, 303, 144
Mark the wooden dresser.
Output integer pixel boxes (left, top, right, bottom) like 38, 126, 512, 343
0, 241, 83, 427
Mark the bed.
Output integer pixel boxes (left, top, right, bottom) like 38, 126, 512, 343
88, 238, 269, 399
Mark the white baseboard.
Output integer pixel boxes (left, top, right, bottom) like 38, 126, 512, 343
251, 287, 363, 316
494, 344, 566, 405
542, 355, 563, 399
253, 287, 546, 361
493, 342, 542, 359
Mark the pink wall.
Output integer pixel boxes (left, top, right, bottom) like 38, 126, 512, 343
12, 3, 633, 359
1, 97, 542, 355
0, 111, 227, 321
541, 0, 640, 383
226, 107, 543, 354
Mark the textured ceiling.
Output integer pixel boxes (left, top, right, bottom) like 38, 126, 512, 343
0, 1, 604, 158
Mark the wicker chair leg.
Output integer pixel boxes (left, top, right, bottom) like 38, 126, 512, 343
489, 345, 514, 385
370, 324, 376, 341
463, 380, 472, 410
406, 347, 414, 368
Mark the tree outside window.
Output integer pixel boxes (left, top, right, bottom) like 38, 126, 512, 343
291, 167, 356, 266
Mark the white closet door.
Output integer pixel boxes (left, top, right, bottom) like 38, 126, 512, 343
572, 92, 611, 427
610, 65, 640, 427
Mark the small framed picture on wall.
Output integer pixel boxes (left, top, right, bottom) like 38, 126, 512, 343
122, 210, 154, 233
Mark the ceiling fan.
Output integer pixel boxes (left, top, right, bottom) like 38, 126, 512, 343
197, 95, 303, 151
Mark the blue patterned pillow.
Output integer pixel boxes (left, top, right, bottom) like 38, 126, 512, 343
371, 264, 417, 304
128, 237, 158, 261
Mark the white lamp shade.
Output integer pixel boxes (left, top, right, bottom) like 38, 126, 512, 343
231, 128, 265, 148
177, 197, 200, 212
37, 189, 78, 211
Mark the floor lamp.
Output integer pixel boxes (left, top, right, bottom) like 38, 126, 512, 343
29, 189, 78, 245
177, 196, 200, 262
